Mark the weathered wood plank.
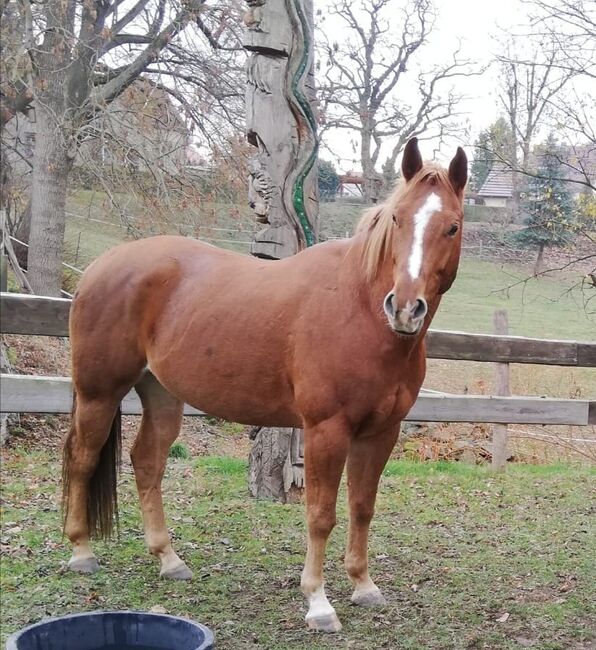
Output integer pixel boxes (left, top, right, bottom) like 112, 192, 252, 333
491, 310, 510, 469
406, 393, 591, 425
1, 293, 71, 336
2, 293, 594, 368
589, 402, 596, 425
0, 375, 204, 416
577, 342, 596, 368
426, 329, 582, 365
1, 374, 592, 425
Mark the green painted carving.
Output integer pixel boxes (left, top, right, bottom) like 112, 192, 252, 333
289, 0, 318, 247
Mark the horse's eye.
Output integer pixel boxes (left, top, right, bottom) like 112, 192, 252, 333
447, 224, 459, 236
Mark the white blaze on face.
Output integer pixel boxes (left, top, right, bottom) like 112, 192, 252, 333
407, 192, 442, 279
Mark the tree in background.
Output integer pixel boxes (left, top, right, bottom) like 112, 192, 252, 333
514, 134, 575, 274
496, 36, 576, 218
318, 160, 340, 201
317, 0, 475, 201
489, 3, 594, 298
470, 118, 514, 192
522, 0, 595, 194
0, 0, 244, 295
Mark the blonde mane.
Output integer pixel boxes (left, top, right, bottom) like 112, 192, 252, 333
355, 164, 452, 279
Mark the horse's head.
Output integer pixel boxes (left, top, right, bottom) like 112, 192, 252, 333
359, 138, 467, 337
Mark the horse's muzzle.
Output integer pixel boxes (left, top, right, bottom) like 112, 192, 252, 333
383, 292, 427, 336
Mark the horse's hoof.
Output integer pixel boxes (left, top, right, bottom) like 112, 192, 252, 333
67, 555, 100, 574
160, 561, 193, 581
305, 612, 342, 633
351, 587, 386, 608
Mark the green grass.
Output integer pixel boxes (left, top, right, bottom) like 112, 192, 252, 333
433, 257, 595, 340
1, 449, 595, 649
168, 441, 191, 460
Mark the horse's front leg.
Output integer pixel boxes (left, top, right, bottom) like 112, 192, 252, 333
301, 416, 350, 633
345, 425, 400, 607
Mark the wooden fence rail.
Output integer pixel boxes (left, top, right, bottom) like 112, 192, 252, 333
1, 292, 595, 427
2, 292, 595, 367
1, 374, 593, 425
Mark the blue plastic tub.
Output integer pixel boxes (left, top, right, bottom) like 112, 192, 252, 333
5, 611, 214, 650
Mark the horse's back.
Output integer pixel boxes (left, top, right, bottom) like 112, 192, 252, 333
69, 236, 232, 393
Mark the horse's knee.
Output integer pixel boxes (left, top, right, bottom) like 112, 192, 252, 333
307, 504, 336, 538
351, 500, 374, 527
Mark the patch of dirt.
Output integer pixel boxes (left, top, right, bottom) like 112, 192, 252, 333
3, 334, 70, 376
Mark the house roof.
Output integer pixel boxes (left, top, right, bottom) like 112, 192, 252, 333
478, 164, 514, 198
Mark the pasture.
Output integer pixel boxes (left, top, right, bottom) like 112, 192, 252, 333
1, 450, 595, 649
2, 190, 593, 647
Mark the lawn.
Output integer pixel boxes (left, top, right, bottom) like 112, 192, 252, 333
1, 449, 594, 649
433, 258, 594, 341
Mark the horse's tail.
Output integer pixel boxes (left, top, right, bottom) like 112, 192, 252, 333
62, 391, 122, 539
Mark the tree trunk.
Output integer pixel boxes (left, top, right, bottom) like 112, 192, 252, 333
361, 128, 378, 203
533, 244, 545, 275
27, 107, 72, 296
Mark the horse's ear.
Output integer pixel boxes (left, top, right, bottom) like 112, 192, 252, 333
448, 147, 468, 195
402, 138, 423, 182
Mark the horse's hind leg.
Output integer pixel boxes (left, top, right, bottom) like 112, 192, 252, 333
344, 426, 400, 607
132, 372, 190, 580
64, 393, 122, 573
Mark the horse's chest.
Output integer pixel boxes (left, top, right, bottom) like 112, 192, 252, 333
362, 384, 419, 434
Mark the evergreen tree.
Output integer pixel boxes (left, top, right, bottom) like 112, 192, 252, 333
470, 129, 493, 191
470, 118, 515, 191
318, 159, 340, 201
514, 134, 575, 273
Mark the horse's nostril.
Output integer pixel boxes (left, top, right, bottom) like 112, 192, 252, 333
412, 298, 428, 320
384, 292, 396, 317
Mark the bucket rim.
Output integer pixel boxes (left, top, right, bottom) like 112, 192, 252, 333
5, 610, 215, 650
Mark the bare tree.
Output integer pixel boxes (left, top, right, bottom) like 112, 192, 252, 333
524, 0, 596, 80
496, 37, 577, 216
1, 0, 244, 295
317, 0, 475, 200
490, 1, 595, 192
476, 6, 595, 305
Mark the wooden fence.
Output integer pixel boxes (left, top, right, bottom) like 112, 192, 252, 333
1, 292, 595, 448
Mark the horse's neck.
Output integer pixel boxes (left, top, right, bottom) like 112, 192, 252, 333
343, 235, 392, 306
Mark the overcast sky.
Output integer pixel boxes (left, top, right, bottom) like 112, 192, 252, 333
319, 0, 530, 169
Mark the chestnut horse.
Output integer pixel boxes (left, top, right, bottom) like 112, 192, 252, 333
63, 138, 467, 632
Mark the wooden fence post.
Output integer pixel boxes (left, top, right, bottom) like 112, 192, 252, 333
492, 309, 510, 469
0, 253, 7, 293
243, 0, 318, 501
1, 209, 8, 292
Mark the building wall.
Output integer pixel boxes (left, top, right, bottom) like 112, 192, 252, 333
483, 197, 508, 208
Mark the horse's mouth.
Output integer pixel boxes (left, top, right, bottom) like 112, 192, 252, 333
390, 322, 423, 338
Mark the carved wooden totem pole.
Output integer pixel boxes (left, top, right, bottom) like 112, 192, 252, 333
243, 0, 319, 501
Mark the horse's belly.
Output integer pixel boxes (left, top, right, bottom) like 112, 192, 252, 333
148, 352, 301, 428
